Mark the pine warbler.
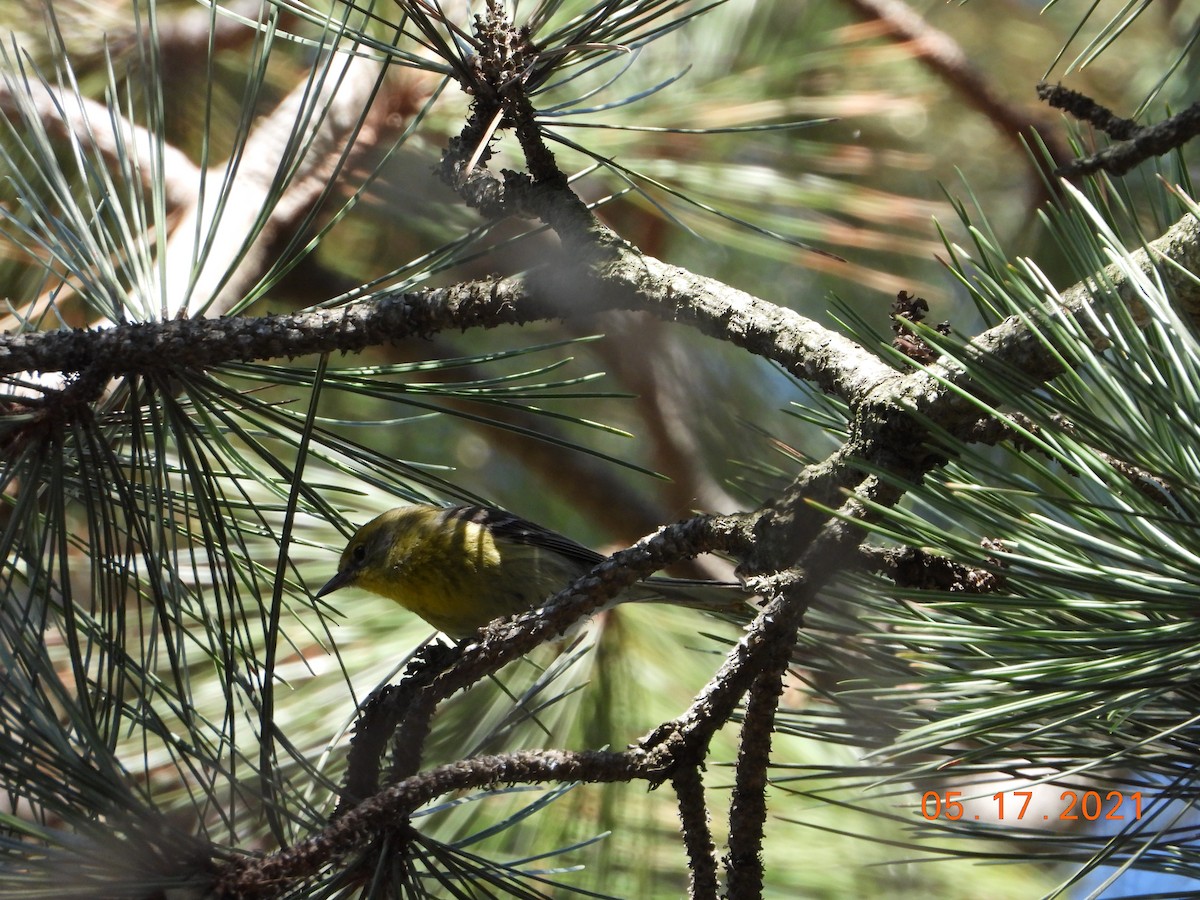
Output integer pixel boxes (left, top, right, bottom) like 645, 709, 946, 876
315, 504, 745, 638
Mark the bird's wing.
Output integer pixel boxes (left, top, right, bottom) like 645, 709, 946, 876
441, 505, 606, 569
442, 505, 749, 614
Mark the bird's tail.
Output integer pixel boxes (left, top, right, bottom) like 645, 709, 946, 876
631, 576, 754, 616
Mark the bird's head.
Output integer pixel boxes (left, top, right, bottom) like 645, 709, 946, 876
315, 506, 436, 600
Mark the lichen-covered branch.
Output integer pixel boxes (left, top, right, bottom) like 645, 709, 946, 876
0, 251, 894, 406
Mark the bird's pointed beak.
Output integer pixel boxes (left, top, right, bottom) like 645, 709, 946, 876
315, 568, 355, 599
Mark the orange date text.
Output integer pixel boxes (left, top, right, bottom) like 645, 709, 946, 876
920, 789, 1142, 822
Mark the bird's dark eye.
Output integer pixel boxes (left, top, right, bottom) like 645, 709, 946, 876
352, 544, 367, 564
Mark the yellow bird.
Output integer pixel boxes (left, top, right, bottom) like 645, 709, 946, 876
315, 504, 746, 639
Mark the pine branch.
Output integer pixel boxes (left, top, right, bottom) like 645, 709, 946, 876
673, 766, 718, 900
0, 246, 895, 403
219, 747, 647, 897
723, 637, 788, 898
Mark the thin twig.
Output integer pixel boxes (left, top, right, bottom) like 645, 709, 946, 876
1036, 82, 1141, 141
1038, 82, 1200, 177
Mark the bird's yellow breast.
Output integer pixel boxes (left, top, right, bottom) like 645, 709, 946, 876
357, 514, 532, 637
